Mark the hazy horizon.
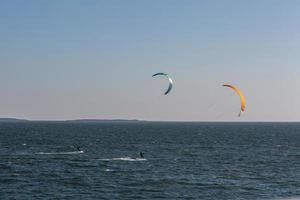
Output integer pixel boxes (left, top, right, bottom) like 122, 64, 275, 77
1, 0, 300, 121
3, 117, 300, 123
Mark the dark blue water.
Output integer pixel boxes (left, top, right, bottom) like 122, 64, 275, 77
1, 122, 300, 199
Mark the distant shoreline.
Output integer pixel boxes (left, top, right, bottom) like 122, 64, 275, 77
0, 118, 300, 123
0, 118, 143, 123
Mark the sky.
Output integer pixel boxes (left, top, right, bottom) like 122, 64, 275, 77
0, 0, 300, 121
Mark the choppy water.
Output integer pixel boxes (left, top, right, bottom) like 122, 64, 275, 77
1, 122, 300, 199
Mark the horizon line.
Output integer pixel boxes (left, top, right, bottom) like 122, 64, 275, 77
1, 117, 300, 123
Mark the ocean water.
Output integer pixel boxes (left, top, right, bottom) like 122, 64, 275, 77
0, 122, 300, 200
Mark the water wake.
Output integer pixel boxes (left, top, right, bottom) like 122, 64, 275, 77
99, 157, 146, 161
36, 151, 84, 155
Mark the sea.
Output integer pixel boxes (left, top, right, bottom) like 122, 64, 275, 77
0, 121, 300, 200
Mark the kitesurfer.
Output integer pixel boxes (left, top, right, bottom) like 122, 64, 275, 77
139, 152, 144, 158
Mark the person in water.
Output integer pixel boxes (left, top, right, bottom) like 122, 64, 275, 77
139, 152, 144, 158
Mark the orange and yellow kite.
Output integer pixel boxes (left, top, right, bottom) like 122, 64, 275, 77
222, 84, 245, 117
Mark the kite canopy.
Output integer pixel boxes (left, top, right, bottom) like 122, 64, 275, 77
152, 73, 173, 95
222, 84, 245, 117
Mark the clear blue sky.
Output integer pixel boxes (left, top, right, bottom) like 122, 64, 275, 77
0, 0, 300, 121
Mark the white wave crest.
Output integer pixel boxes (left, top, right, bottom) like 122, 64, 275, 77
36, 151, 84, 155
99, 157, 146, 161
